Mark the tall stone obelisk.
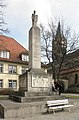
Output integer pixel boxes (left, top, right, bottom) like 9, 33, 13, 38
19, 11, 52, 93
29, 10, 41, 69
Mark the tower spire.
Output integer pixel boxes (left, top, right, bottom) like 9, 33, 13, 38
55, 21, 61, 43
57, 21, 61, 35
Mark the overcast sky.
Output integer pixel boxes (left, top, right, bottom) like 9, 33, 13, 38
4, 0, 79, 49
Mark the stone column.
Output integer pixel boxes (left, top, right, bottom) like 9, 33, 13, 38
29, 11, 41, 69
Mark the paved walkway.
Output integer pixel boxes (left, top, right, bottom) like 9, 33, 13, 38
1, 107, 79, 120
0, 94, 79, 120
22, 111, 79, 120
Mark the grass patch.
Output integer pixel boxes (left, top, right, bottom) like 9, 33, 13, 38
0, 95, 9, 100
62, 94, 79, 99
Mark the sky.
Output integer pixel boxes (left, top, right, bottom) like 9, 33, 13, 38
3, 0, 79, 50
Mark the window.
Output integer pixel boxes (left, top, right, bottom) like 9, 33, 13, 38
8, 65, 17, 74
0, 64, 3, 73
8, 80, 17, 88
0, 51, 9, 58
0, 80, 3, 88
22, 54, 29, 61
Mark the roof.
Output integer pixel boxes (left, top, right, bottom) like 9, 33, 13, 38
64, 49, 79, 61
60, 67, 79, 75
0, 35, 28, 64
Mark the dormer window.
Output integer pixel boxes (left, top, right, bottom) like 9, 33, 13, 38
21, 54, 29, 61
0, 51, 9, 58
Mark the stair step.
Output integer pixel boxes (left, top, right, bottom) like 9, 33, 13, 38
9, 94, 64, 103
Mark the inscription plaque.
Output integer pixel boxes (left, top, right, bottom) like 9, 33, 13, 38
32, 74, 50, 87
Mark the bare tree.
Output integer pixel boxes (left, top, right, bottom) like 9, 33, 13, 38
0, 0, 9, 34
40, 19, 79, 82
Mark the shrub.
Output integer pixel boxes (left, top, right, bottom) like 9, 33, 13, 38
69, 83, 79, 88
68, 87, 79, 93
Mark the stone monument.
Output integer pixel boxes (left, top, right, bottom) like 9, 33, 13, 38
0, 11, 58, 119
19, 11, 52, 94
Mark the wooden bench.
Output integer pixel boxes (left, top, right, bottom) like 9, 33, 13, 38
45, 99, 73, 114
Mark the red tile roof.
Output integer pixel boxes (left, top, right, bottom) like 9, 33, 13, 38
0, 35, 28, 64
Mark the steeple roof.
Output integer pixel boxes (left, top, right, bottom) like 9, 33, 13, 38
55, 21, 61, 42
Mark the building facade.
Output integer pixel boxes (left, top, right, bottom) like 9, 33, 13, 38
60, 49, 79, 86
0, 35, 29, 90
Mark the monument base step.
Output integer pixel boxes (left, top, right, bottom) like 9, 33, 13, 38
9, 91, 52, 97
9, 94, 63, 103
9, 91, 63, 103
0, 100, 46, 118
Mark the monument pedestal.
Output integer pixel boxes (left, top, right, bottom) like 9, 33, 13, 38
9, 68, 53, 103
19, 68, 52, 93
